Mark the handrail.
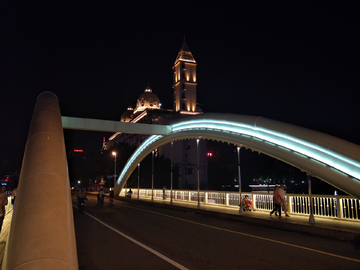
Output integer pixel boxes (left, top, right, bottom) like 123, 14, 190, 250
120, 188, 360, 221
3, 92, 78, 270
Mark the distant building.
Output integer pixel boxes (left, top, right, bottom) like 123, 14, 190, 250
106, 41, 207, 189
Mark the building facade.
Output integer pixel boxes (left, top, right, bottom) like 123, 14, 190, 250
107, 41, 207, 189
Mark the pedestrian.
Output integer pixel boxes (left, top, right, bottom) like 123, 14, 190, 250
98, 187, 105, 205
278, 184, 290, 217
270, 185, 281, 217
0, 186, 8, 233
163, 185, 166, 199
126, 189, 133, 200
11, 187, 17, 206
109, 189, 114, 203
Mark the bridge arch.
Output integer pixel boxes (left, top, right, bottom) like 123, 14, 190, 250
115, 113, 360, 199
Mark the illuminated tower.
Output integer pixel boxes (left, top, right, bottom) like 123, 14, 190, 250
173, 41, 197, 112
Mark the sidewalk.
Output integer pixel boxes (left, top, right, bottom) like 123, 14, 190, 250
0, 209, 13, 269
120, 195, 360, 242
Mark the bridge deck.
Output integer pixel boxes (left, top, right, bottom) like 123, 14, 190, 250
1, 196, 358, 269
126, 194, 360, 241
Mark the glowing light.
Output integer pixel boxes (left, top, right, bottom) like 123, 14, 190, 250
132, 111, 148, 123
170, 119, 360, 180
109, 132, 121, 141
74, 149, 83, 152
118, 135, 163, 184
116, 116, 360, 196
179, 111, 202, 115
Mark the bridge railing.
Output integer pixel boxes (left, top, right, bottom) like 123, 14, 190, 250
119, 188, 360, 221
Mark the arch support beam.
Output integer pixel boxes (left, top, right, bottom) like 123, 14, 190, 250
116, 113, 360, 199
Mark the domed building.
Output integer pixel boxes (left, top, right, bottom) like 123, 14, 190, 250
133, 84, 161, 114
120, 104, 134, 122
108, 40, 207, 189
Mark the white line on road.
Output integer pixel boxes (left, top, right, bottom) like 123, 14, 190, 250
77, 207, 189, 270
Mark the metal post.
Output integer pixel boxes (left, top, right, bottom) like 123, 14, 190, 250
307, 173, 315, 223
197, 139, 200, 208
237, 146, 243, 214
152, 150, 154, 202
112, 152, 117, 190
170, 142, 173, 205
137, 163, 140, 199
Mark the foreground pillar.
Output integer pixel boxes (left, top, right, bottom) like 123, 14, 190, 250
3, 92, 78, 270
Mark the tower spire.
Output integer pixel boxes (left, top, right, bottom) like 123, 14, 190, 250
173, 40, 197, 112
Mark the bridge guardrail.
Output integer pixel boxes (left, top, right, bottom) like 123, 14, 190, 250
119, 188, 360, 221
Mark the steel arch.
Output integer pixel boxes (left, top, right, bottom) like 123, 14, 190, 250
115, 113, 360, 198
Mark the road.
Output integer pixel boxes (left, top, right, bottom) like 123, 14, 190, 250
72, 194, 360, 270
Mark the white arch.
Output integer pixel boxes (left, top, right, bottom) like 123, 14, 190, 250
116, 113, 360, 199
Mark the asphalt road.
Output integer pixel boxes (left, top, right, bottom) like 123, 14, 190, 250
72, 194, 360, 270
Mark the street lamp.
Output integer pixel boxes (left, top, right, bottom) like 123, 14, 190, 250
112, 151, 117, 190
197, 139, 200, 208
237, 146, 243, 214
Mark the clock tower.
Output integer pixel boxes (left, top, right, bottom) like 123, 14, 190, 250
173, 41, 197, 112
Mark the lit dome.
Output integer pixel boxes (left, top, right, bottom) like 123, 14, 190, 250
133, 84, 161, 113
120, 104, 134, 122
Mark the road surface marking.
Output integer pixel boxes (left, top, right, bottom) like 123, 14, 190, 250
126, 204, 360, 264
74, 205, 189, 270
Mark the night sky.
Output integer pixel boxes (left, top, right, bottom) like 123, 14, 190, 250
1, 1, 359, 172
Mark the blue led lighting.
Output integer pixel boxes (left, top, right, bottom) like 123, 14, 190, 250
117, 135, 163, 184
171, 119, 360, 180
118, 118, 360, 189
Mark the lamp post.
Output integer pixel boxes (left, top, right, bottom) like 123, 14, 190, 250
237, 146, 243, 214
137, 163, 140, 199
170, 142, 173, 205
112, 151, 117, 191
152, 150, 154, 202
307, 173, 315, 224
197, 139, 200, 208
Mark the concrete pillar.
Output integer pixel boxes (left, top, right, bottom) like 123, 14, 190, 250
3, 92, 78, 270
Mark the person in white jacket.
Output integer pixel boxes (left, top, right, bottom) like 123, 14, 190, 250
278, 184, 290, 217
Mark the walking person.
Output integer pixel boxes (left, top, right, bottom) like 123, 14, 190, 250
163, 185, 166, 200
278, 184, 290, 217
270, 185, 281, 217
98, 187, 105, 205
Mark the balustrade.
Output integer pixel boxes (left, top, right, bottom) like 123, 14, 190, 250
120, 188, 360, 221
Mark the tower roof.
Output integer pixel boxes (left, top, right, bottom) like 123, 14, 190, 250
174, 41, 196, 64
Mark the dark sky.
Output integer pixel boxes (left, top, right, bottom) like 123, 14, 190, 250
1, 1, 359, 170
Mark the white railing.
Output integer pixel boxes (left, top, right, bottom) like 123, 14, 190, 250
119, 189, 360, 221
